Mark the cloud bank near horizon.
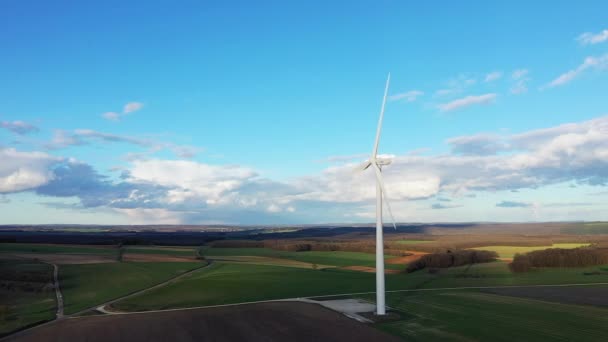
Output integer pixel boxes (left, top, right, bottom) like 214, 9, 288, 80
3, 114, 608, 224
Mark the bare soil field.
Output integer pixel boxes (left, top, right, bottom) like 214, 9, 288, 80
482, 286, 608, 307
386, 251, 428, 265
210, 255, 332, 269
122, 254, 195, 262
4, 253, 116, 264
7, 302, 401, 342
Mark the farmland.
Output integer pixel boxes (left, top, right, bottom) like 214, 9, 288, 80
111, 258, 608, 313
0, 243, 116, 256
60, 261, 204, 314
203, 247, 399, 267
0, 259, 56, 336
470, 243, 590, 259
2, 224, 608, 341
366, 290, 608, 341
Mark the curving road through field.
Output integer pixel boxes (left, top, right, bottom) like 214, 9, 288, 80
51, 264, 63, 319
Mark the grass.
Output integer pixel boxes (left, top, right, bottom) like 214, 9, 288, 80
123, 246, 196, 257
365, 290, 608, 341
59, 261, 203, 314
111, 260, 608, 312
0, 243, 116, 255
0, 259, 56, 336
385, 261, 608, 290
203, 247, 393, 267
470, 243, 589, 259
112, 262, 378, 311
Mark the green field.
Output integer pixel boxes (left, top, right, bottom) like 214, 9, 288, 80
0, 243, 116, 256
0, 259, 56, 336
123, 246, 196, 257
59, 261, 203, 314
365, 290, 608, 341
112, 262, 378, 311
111, 259, 608, 312
389, 261, 608, 289
203, 247, 393, 267
470, 243, 589, 259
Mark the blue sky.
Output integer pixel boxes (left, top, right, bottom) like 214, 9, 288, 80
1, 1, 608, 224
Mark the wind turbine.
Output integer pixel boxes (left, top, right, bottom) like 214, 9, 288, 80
359, 73, 397, 316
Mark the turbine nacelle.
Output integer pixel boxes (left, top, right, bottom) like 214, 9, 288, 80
359, 157, 392, 171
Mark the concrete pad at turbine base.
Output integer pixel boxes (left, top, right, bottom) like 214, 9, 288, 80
303, 298, 378, 323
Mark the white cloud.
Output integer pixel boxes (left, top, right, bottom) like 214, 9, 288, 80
46, 130, 86, 149
545, 54, 608, 88
266, 204, 282, 213
438, 93, 497, 112
102, 102, 144, 121
11, 115, 608, 224
45, 129, 201, 159
0, 148, 61, 193
510, 69, 531, 94
0, 121, 39, 135
123, 102, 144, 113
484, 71, 502, 82
128, 159, 258, 206
577, 29, 608, 45
434, 74, 477, 97
447, 133, 508, 155
389, 90, 424, 102
102, 112, 120, 121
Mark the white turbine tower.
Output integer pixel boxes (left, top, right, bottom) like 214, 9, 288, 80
359, 73, 397, 315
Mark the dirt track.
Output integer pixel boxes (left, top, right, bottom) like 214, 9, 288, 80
7, 302, 401, 342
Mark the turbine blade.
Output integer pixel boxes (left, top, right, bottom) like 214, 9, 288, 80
357, 161, 372, 171
372, 162, 398, 230
372, 73, 391, 158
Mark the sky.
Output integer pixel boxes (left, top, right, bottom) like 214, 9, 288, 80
1, 1, 608, 225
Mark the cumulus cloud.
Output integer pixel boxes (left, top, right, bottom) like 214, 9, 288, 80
438, 93, 496, 112
577, 29, 608, 45
389, 90, 424, 102
447, 133, 509, 155
102, 102, 144, 121
484, 71, 502, 82
545, 54, 608, 88
496, 200, 531, 208
1, 121, 39, 135
9, 114, 608, 223
0, 148, 62, 193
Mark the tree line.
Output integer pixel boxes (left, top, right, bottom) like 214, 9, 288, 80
406, 249, 498, 273
509, 247, 608, 273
